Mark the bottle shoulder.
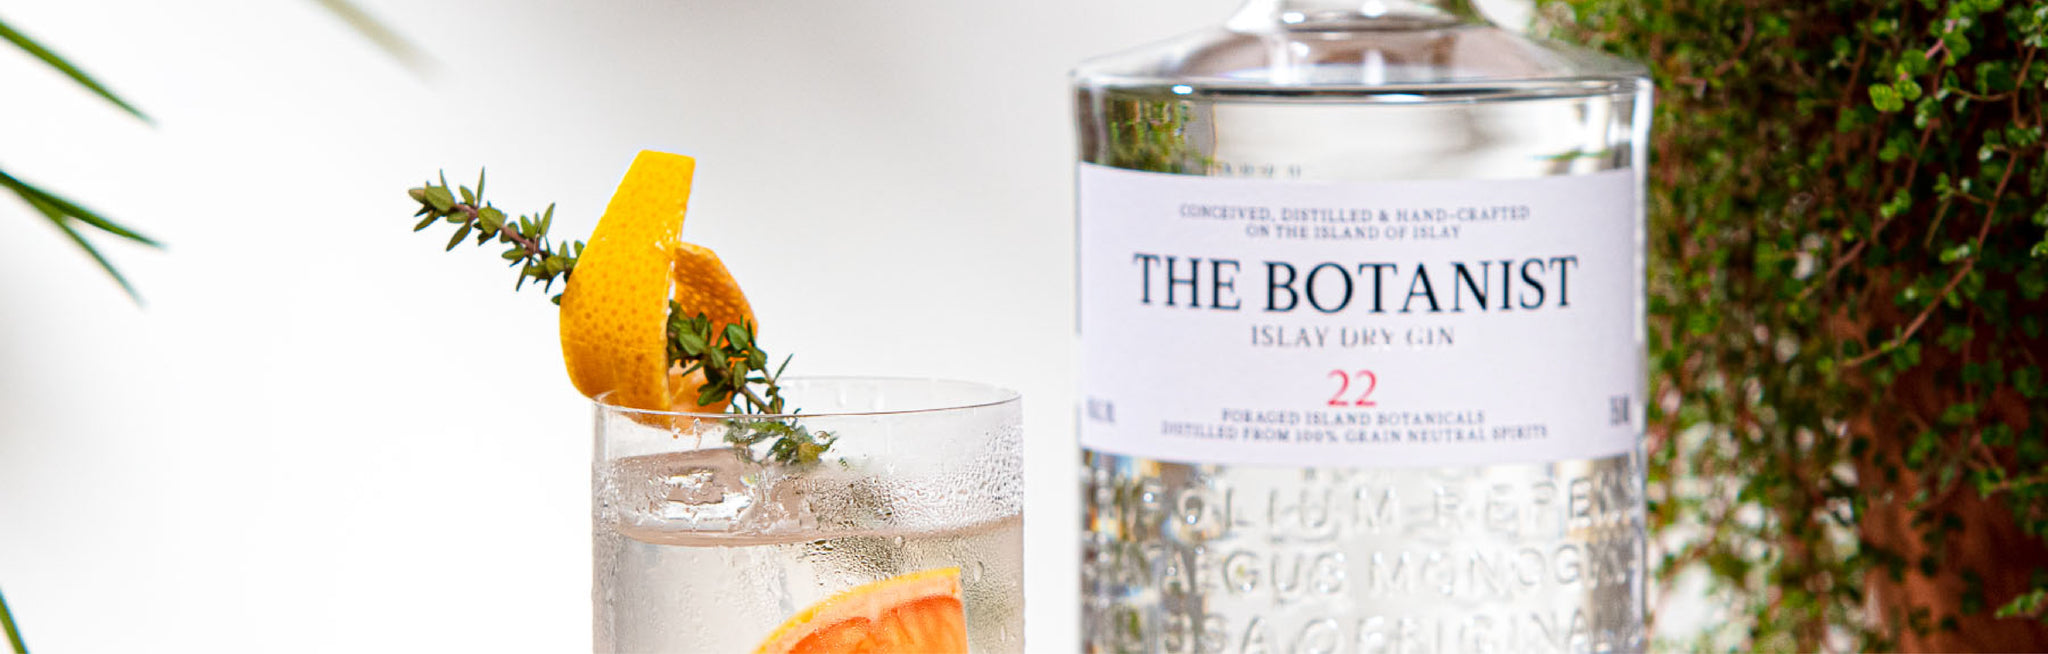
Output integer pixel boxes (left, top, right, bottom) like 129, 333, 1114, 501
1073, 23, 1647, 92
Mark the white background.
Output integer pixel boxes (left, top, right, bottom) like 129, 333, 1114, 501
0, 1, 1533, 651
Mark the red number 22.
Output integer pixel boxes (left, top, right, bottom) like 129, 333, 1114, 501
1327, 369, 1379, 407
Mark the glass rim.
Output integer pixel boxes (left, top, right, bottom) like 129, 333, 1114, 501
590, 375, 1021, 420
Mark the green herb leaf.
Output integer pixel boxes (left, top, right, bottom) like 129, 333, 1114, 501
425, 186, 454, 212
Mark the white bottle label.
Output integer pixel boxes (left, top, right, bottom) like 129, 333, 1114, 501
1078, 164, 1643, 468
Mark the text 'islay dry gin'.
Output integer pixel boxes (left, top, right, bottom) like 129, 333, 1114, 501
1073, 2, 1652, 652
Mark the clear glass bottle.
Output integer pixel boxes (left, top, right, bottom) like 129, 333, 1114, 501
1073, 1, 1650, 652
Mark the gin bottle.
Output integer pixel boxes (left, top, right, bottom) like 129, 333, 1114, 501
1073, 1, 1651, 652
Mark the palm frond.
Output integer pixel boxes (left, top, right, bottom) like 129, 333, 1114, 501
310, 0, 431, 74
1, 586, 24, 654
0, 167, 160, 302
0, 14, 148, 123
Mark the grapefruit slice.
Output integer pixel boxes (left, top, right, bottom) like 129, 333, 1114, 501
753, 567, 969, 654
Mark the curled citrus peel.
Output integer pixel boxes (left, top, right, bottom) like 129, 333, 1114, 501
558, 151, 755, 412
665, 242, 755, 412
753, 567, 970, 654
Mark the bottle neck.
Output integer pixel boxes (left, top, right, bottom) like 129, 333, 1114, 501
1227, 0, 1485, 30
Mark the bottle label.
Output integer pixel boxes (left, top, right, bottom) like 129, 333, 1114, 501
1078, 164, 1643, 468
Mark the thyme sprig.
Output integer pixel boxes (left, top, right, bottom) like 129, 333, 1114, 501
665, 303, 836, 466
408, 170, 581, 302
409, 169, 832, 465
727, 421, 837, 468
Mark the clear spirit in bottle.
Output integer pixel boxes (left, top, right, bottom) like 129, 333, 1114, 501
1074, 1, 1651, 652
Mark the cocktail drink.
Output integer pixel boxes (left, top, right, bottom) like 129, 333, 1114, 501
407, 151, 1023, 653
593, 378, 1024, 653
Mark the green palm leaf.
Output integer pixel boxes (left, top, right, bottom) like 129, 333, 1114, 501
1, 12, 159, 301
0, 4, 422, 649
0, 14, 148, 124
0, 168, 159, 302
1, 586, 24, 654
311, 0, 431, 74
0, 170, 157, 246
0, 2, 417, 302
